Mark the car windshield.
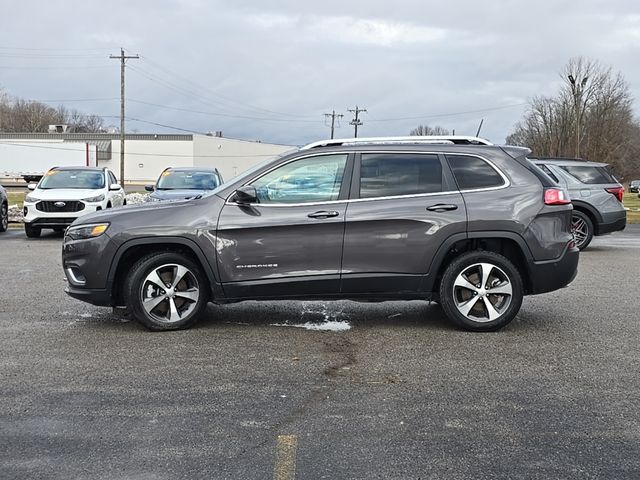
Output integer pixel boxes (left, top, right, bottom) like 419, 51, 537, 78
38, 170, 105, 189
156, 171, 220, 190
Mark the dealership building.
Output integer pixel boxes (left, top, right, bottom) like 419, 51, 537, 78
0, 131, 293, 184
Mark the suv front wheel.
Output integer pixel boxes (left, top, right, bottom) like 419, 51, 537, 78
439, 251, 524, 332
124, 252, 209, 331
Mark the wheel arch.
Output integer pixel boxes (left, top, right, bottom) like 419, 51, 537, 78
571, 200, 600, 235
108, 237, 221, 307
424, 232, 534, 296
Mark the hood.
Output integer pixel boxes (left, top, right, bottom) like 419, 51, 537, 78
73, 197, 193, 225
31, 188, 104, 201
150, 189, 211, 201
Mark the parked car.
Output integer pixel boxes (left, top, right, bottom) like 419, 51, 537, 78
23, 167, 126, 238
0, 184, 8, 233
62, 136, 578, 332
629, 180, 640, 193
531, 158, 626, 250
145, 167, 223, 201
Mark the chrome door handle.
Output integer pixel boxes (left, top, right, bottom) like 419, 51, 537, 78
307, 210, 339, 219
426, 204, 458, 212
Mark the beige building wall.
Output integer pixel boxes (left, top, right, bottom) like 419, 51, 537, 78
102, 139, 194, 183
192, 135, 293, 181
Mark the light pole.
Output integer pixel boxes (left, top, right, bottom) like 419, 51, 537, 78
568, 74, 588, 158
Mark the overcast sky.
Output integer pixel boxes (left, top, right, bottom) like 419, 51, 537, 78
2, 0, 640, 145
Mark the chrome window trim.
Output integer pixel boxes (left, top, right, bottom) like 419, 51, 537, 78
225, 150, 510, 206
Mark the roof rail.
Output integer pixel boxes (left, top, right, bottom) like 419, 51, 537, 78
300, 136, 493, 150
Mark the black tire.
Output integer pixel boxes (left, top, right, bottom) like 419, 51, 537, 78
439, 251, 524, 332
571, 210, 593, 250
0, 202, 8, 232
24, 223, 41, 238
124, 252, 209, 331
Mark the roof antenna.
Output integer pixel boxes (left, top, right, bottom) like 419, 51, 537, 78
475, 119, 484, 137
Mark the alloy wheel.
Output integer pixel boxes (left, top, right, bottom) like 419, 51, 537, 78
452, 262, 513, 322
571, 215, 589, 249
140, 263, 200, 324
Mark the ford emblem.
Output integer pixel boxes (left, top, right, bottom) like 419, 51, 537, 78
54, 201, 66, 208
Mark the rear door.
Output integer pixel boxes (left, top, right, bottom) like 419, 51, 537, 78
341, 152, 466, 294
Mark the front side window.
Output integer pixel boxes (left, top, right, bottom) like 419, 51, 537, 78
359, 153, 442, 198
447, 154, 504, 190
250, 154, 347, 204
38, 169, 105, 189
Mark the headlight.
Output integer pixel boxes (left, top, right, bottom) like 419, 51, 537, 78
66, 223, 110, 240
25, 195, 40, 203
82, 194, 105, 203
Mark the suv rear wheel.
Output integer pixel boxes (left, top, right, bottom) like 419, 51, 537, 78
571, 211, 593, 250
439, 251, 523, 331
124, 252, 208, 331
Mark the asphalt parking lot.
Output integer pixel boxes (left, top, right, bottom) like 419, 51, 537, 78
1, 226, 639, 479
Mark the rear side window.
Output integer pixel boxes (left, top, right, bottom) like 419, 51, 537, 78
559, 165, 616, 184
446, 155, 504, 190
359, 154, 442, 198
537, 164, 560, 183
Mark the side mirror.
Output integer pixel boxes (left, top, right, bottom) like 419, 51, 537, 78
28, 183, 37, 191
109, 183, 122, 191
145, 184, 155, 192
234, 186, 258, 204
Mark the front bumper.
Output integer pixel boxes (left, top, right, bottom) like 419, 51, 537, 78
528, 244, 579, 295
24, 202, 104, 227
65, 286, 112, 306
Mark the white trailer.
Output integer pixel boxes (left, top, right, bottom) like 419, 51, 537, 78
0, 141, 98, 183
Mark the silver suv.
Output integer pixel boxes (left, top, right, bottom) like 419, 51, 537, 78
532, 158, 626, 249
62, 136, 579, 332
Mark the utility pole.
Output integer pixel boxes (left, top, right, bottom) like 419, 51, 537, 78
348, 105, 367, 138
324, 110, 344, 139
110, 48, 139, 186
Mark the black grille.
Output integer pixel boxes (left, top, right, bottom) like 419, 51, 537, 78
36, 201, 85, 213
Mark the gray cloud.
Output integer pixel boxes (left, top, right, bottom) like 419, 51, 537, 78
2, 0, 640, 145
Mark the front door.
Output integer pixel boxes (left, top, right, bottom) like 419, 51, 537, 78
216, 153, 352, 299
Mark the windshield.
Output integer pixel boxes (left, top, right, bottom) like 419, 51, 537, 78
38, 170, 105, 189
156, 170, 220, 190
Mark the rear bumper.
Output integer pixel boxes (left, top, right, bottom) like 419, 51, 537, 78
597, 212, 626, 235
528, 245, 579, 295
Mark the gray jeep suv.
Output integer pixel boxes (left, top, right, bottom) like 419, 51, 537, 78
531, 158, 626, 250
62, 136, 579, 332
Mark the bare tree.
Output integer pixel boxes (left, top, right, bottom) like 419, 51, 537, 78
0, 92, 104, 133
507, 57, 640, 178
409, 124, 450, 136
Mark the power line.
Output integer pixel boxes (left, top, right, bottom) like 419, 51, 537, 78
109, 48, 139, 185
127, 98, 320, 123
348, 105, 367, 138
367, 103, 528, 122
0, 141, 280, 158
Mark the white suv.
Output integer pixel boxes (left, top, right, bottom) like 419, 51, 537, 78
23, 167, 126, 238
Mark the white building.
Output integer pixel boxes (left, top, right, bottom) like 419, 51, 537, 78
0, 132, 293, 184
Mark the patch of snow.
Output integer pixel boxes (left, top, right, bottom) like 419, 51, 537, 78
271, 320, 351, 332
125, 192, 150, 205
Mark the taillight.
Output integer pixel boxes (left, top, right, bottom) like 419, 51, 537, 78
544, 188, 571, 205
605, 186, 624, 202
